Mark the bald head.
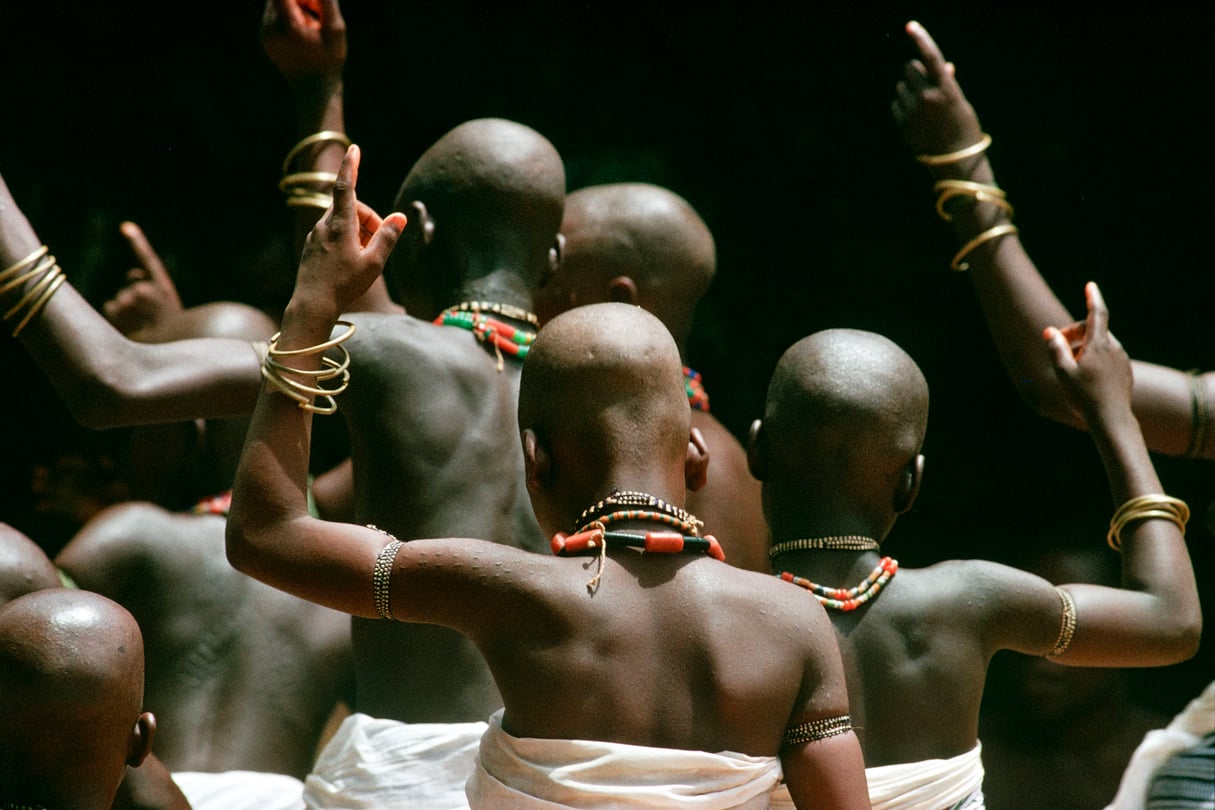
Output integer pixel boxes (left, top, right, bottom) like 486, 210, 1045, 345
520, 303, 690, 528
758, 329, 929, 533
0, 524, 60, 606
389, 118, 566, 308
0, 589, 151, 806
536, 183, 715, 347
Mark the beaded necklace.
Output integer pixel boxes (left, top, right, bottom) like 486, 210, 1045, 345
191, 491, 233, 518
575, 489, 702, 535
683, 366, 710, 412
553, 492, 722, 591
777, 557, 898, 612
434, 301, 538, 371
769, 536, 878, 559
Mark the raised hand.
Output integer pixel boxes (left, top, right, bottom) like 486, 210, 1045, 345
293, 144, 406, 319
891, 21, 985, 160
1044, 283, 1134, 424
101, 222, 184, 338
261, 0, 347, 82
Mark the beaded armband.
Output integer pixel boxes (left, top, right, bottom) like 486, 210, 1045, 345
1046, 587, 1077, 658
782, 715, 852, 747
369, 525, 404, 620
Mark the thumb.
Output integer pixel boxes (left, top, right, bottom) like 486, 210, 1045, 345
1043, 326, 1076, 374
364, 212, 407, 268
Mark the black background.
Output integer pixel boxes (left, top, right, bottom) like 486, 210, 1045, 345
0, 3, 1211, 713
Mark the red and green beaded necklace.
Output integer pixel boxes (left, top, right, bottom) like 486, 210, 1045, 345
191, 491, 233, 518
434, 301, 538, 371
683, 366, 710, 412
777, 557, 899, 612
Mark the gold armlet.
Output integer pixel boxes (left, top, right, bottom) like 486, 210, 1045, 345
1046, 587, 1077, 657
933, 179, 1014, 223
950, 223, 1019, 272
916, 133, 993, 166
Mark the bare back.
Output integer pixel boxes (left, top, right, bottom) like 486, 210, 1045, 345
818, 558, 1062, 766
396, 540, 848, 756
56, 502, 354, 777
342, 312, 545, 722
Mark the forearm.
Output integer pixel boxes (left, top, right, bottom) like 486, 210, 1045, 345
923, 154, 1081, 420
1059, 403, 1202, 665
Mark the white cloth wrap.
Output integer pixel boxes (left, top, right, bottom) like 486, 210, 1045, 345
466, 709, 782, 809
302, 711, 486, 809
771, 742, 984, 810
172, 770, 305, 810
1104, 680, 1215, 810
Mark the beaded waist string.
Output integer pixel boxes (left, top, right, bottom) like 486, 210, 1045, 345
434, 301, 538, 371
552, 489, 722, 592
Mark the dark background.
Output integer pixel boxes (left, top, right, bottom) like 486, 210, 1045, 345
0, 2, 1210, 717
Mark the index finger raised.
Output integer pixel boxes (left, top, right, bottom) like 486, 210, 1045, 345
905, 21, 950, 83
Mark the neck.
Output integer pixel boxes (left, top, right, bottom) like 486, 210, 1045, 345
452, 269, 534, 315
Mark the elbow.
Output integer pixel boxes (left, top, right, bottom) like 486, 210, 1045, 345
1171, 610, 1204, 662
224, 518, 260, 579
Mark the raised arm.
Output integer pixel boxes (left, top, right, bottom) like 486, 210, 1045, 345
1037, 282, 1201, 667
262, 0, 400, 314
0, 172, 264, 428
225, 143, 407, 617
892, 20, 1212, 459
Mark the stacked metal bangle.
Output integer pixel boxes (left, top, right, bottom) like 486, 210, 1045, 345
280, 130, 352, 210
0, 245, 67, 336
1106, 494, 1190, 551
261, 321, 356, 415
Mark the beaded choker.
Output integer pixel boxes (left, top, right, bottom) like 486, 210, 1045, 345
777, 557, 898, 612
683, 366, 710, 412
434, 301, 539, 371
554, 492, 720, 591
575, 489, 702, 535
769, 536, 878, 559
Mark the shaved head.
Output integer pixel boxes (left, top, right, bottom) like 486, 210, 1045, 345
0, 588, 149, 806
759, 329, 929, 534
520, 303, 690, 529
0, 524, 60, 606
535, 183, 715, 346
389, 118, 566, 309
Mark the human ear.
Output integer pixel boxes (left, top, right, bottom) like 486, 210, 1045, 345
685, 427, 710, 492
407, 201, 435, 246
746, 419, 767, 480
549, 233, 565, 274
606, 275, 638, 305
522, 429, 550, 495
126, 712, 156, 767
893, 453, 924, 514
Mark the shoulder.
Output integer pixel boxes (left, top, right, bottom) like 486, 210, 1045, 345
56, 502, 219, 581
345, 312, 504, 380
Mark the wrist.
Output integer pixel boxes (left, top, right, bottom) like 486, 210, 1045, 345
282, 294, 341, 336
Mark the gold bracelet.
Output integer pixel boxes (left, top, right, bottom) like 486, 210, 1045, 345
916, 133, 993, 166
369, 525, 404, 620
267, 320, 356, 357
1046, 587, 1077, 657
3, 260, 63, 329
1186, 370, 1208, 459
1107, 494, 1190, 551
278, 171, 339, 193
933, 179, 1014, 223
281, 130, 352, 175
950, 223, 1019, 272
285, 193, 335, 210
0, 245, 49, 284
11, 272, 66, 337
261, 321, 357, 414
0, 253, 55, 296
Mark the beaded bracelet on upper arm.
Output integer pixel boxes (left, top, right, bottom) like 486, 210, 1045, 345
1187, 370, 1208, 460
1046, 587, 1077, 658
781, 715, 852, 747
